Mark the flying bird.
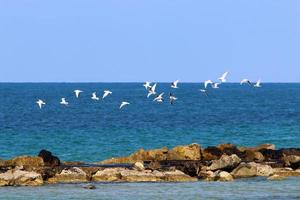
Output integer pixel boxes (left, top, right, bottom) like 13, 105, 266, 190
212, 83, 220, 89
153, 92, 164, 103
171, 80, 179, 89
120, 101, 130, 109
204, 80, 214, 88
102, 90, 112, 99
169, 93, 177, 104
143, 82, 152, 90
91, 92, 100, 101
240, 79, 252, 86
74, 90, 83, 98
147, 83, 157, 98
254, 79, 262, 88
218, 72, 229, 83
60, 98, 69, 106
36, 99, 46, 109
199, 89, 209, 97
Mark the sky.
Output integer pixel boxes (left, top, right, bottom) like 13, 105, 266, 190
0, 1, 299, 82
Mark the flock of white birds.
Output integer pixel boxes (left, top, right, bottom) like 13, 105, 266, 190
35, 72, 262, 109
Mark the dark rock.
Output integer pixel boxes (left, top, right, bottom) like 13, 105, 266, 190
84, 184, 96, 190
202, 147, 222, 161
38, 150, 60, 167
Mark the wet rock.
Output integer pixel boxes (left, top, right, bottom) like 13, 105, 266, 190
47, 167, 88, 183
167, 143, 201, 160
282, 155, 300, 169
259, 149, 283, 161
0, 169, 43, 186
38, 150, 60, 167
207, 154, 241, 171
133, 162, 145, 171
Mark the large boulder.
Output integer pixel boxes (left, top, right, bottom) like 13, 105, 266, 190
0, 169, 43, 186
207, 154, 241, 171
47, 167, 88, 183
167, 144, 201, 160
231, 162, 274, 178
244, 150, 264, 162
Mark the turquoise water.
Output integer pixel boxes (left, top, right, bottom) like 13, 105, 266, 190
0, 83, 300, 162
0, 178, 300, 199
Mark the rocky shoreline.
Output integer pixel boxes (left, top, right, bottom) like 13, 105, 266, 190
1, 143, 300, 186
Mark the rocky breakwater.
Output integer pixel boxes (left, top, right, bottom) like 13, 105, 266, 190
1, 143, 300, 186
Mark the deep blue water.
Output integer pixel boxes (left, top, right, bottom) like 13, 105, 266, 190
0, 83, 300, 162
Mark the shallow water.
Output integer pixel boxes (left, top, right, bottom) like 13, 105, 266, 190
0, 178, 300, 200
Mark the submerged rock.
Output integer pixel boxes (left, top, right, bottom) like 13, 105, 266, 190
0, 169, 43, 186
83, 184, 96, 190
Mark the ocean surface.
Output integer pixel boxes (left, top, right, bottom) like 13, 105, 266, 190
1, 83, 300, 199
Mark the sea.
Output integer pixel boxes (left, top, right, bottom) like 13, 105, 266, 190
0, 83, 300, 199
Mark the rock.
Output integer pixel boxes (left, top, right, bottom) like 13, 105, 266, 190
161, 170, 198, 182
92, 168, 197, 182
0, 169, 43, 186
9, 156, 44, 171
83, 184, 96, 189
272, 168, 300, 177
100, 147, 169, 164
282, 155, 300, 169
47, 167, 88, 183
217, 144, 243, 158
231, 163, 257, 178
239, 144, 276, 152
159, 160, 202, 177
244, 150, 265, 162
259, 149, 283, 161
203, 170, 233, 181
38, 150, 60, 167
167, 143, 201, 160
133, 162, 145, 171
202, 147, 222, 161
92, 168, 123, 182
231, 162, 274, 178
207, 154, 241, 171
147, 161, 161, 171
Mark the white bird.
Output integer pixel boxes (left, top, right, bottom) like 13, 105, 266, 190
218, 72, 229, 83
169, 93, 177, 104
212, 83, 220, 89
240, 79, 252, 86
36, 99, 46, 109
254, 79, 262, 88
102, 90, 112, 99
204, 80, 214, 88
60, 98, 69, 106
171, 80, 179, 89
153, 92, 164, 103
91, 92, 100, 101
143, 82, 152, 90
147, 83, 157, 98
199, 89, 208, 97
74, 90, 83, 98
120, 101, 130, 109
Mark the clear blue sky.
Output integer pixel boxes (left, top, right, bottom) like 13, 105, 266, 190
0, 1, 299, 82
